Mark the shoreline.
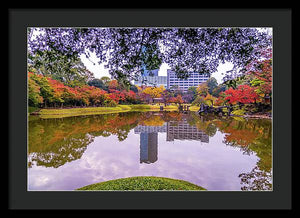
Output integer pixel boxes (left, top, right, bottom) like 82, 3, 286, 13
29, 105, 272, 120
243, 114, 272, 119
29, 104, 181, 119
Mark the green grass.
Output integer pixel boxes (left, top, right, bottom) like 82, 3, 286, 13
76, 176, 206, 191
28, 106, 39, 114
34, 104, 179, 119
38, 106, 131, 119
189, 106, 200, 111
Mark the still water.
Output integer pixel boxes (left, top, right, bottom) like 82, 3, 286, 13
28, 111, 272, 191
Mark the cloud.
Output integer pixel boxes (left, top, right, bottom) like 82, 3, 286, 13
28, 130, 258, 191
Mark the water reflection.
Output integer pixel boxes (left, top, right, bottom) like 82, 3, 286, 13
191, 114, 272, 190
28, 111, 272, 191
139, 132, 158, 164
166, 119, 209, 143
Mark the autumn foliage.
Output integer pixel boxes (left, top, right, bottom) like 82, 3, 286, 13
28, 72, 138, 108
223, 85, 259, 105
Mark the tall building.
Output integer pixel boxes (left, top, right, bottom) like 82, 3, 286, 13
143, 69, 159, 77
167, 69, 210, 92
134, 75, 167, 88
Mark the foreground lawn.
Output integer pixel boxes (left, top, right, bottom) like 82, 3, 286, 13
36, 104, 179, 119
76, 176, 206, 191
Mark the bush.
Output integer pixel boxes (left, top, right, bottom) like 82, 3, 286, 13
103, 99, 117, 107
232, 109, 246, 116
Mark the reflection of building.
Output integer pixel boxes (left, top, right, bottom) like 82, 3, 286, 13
167, 69, 210, 92
139, 132, 158, 164
134, 118, 209, 164
167, 119, 209, 143
134, 123, 168, 163
134, 124, 164, 164
134, 123, 167, 134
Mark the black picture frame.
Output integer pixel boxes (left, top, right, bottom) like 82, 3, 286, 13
8, 8, 292, 211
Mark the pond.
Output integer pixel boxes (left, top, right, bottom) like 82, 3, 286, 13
28, 111, 272, 191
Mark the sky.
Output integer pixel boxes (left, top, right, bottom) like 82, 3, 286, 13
80, 53, 234, 84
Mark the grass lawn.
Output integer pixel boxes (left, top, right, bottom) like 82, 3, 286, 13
189, 105, 200, 111
35, 104, 179, 119
76, 176, 206, 191
28, 106, 39, 114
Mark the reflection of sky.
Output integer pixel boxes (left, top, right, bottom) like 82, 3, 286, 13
28, 130, 258, 191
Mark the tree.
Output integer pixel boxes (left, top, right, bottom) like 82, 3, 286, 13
100, 76, 111, 83
108, 80, 119, 90
28, 49, 93, 87
175, 95, 184, 106
192, 95, 206, 106
88, 86, 107, 106
212, 83, 226, 97
161, 89, 173, 106
142, 85, 165, 99
28, 28, 271, 84
28, 73, 54, 107
129, 84, 138, 93
206, 77, 218, 95
187, 86, 198, 100
248, 59, 272, 104
204, 93, 216, 107
88, 78, 107, 90
182, 91, 194, 104
223, 85, 259, 105
47, 78, 66, 107
197, 83, 209, 96
168, 95, 183, 106
28, 72, 43, 106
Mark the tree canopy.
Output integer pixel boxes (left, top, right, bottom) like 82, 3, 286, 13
28, 27, 272, 84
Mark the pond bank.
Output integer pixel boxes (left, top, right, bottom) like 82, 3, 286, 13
243, 113, 272, 119
30, 104, 179, 119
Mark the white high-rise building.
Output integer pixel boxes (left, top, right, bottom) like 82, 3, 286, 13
167, 69, 210, 92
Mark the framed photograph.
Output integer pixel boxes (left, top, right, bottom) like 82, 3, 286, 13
8, 8, 292, 210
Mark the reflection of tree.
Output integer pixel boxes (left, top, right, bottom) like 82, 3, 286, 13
141, 115, 165, 126
239, 166, 272, 191
28, 111, 272, 190
29, 133, 93, 168
186, 113, 272, 190
186, 113, 218, 137
223, 128, 258, 147
205, 123, 217, 137
161, 111, 182, 122
28, 112, 144, 168
214, 117, 272, 190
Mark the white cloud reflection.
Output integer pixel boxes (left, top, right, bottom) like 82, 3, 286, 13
28, 130, 258, 191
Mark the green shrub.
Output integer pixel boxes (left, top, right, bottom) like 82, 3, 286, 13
28, 106, 39, 113
232, 109, 246, 116
103, 100, 117, 107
